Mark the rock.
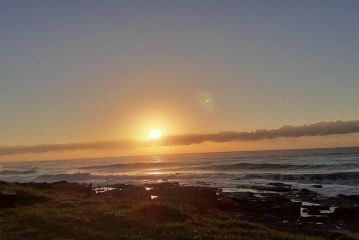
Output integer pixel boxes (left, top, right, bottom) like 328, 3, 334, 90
311, 185, 322, 188
302, 208, 309, 213
50, 181, 89, 193
249, 185, 294, 192
307, 207, 320, 215
21, 181, 89, 193
196, 181, 210, 185
245, 182, 297, 193
101, 185, 150, 201
298, 188, 315, 194
0, 190, 17, 207
295, 188, 319, 201
217, 197, 240, 211
87, 183, 93, 195
222, 192, 256, 201
150, 183, 219, 210
337, 194, 359, 203
251, 199, 301, 216
145, 182, 180, 189
273, 201, 301, 216
268, 182, 292, 188
260, 193, 292, 203
22, 182, 52, 189
222, 191, 301, 217
302, 205, 329, 215
325, 194, 359, 207
261, 193, 301, 216
218, 192, 257, 212
332, 207, 359, 220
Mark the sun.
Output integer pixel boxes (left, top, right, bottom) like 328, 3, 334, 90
147, 128, 162, 140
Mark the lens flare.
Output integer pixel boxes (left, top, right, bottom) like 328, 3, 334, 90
198, 91, 215, 111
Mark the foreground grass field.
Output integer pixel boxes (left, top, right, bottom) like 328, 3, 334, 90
0, 182, 323, 240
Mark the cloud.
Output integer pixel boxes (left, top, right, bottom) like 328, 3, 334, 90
1, 120, 359, 156
161, 120, 359, 145
0, 140, 138, 156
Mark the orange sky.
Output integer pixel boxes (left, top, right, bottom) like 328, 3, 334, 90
1, 1, 359, 162
1, 134, 359, 162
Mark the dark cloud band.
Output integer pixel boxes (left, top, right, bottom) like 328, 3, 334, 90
1, 120, 359, 156
0, 140, 138, 156
162, 120, 359, 145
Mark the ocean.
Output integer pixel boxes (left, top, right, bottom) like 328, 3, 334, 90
1, 147, 358, 197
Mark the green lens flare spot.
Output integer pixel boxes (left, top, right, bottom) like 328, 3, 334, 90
198, 92, 215, 111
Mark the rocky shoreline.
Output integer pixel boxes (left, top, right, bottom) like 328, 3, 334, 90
1, 180, 358, 239
220, 182, 359, 239
148, 181, 359, 238
98, 181, 359, 239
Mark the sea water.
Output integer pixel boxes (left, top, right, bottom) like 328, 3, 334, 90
1, 147, 358, 197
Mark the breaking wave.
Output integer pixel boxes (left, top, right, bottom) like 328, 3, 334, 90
79, 162, 175, 170
35, 172, 232, 182
239, 171, 359, 182
201, 162, 359, 171
79, 161, 359, 172
0, 169, 37, 175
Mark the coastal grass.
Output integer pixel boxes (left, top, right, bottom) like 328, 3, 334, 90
0, 183, 323, 240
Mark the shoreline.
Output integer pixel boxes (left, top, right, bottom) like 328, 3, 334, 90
1, 180, 358, 239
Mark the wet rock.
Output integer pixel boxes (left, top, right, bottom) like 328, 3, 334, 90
298, 188, 316, 195
218, 192, 257, 211
145, 182, 180, 189
150, 183, 219, 210
102, 185, 150, 201
222, 192, 257, 201
0, 180, 9, 185
295, 188, 319, 202
222, 191, 301, 217
337, 194, 359, 204
50, 181, 89, 193
325, 194, 359, 207
261, 193, 301, 216
260, 193, 292, 203
249, 185, 294, 192
21, 182, 52, 189
21, 181, 89, 193
302, 205, 329, 215
311, 185, 322, 188
332, 207, 359, 219
253, 199, 301, 216
0, 190, 17, 208
268, 182, 292, 188
109, 183, 129, 189
273, 201, 301, 216
216, 197, 240, 211
196, 181, 210, 185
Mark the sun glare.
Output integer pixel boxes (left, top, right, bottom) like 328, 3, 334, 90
148, 129, 162, 140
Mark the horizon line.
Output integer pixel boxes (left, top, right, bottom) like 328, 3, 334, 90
1, 145, 358, 164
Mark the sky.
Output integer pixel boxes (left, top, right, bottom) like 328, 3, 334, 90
1, 0, 359, 161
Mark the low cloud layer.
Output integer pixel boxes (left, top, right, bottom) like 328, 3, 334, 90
162, 120, 359, 145
1, 120, 359, 156
0, 140, 138, 156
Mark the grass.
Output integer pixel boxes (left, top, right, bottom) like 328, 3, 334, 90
0, 183, 323, 240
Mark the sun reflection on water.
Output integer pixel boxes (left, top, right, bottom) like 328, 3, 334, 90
148, 171, 163, 175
